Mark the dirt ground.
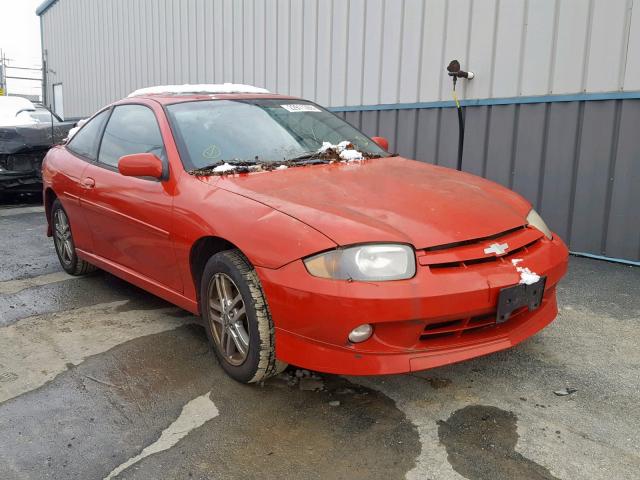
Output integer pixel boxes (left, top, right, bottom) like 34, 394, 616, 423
1, 199, 638, 479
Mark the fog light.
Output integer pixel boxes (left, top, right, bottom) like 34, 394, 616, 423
348, 324, 373, 343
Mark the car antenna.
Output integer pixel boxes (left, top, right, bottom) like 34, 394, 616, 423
50, 102, 55, 145
446, 59, 475, 171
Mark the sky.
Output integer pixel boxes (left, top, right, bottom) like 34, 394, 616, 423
0, 0, 44, 97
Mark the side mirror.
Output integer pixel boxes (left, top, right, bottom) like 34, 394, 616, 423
371, 136, 389, 151
118, 153, 163, 179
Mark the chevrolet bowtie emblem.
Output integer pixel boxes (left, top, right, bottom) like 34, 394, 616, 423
484, 242, 509, 255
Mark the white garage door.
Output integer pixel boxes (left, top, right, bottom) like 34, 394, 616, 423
53, 84, 64, 120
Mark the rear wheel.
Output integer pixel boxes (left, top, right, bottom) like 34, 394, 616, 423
51, 199, 97, 276
200, 249, 285, 383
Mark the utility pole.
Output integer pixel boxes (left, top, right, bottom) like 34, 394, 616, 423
0, 49, 6, 96
42, 50, 47, 105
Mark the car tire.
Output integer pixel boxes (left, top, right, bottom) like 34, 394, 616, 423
200, 249, 285, 383
51, 199, 97, 276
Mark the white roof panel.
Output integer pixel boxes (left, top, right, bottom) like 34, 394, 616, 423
128, 83, 270, 97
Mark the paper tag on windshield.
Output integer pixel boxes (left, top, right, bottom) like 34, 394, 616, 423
281, 104, 321, 113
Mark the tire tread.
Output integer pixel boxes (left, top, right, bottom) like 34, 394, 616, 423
51, 199, 97, 276
221, 250, 279, 383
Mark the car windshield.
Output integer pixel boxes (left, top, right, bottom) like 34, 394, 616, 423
29, 107, 60, 123
165, 99, 389, 170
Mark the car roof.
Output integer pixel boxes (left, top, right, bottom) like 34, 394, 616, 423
125, 83, 300, 105
0, 96, 35, 113
129, 92, 300, 106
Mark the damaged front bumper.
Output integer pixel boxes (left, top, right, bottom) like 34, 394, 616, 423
256, 233, 569, 376
0, 122, 73, 194
0, 151, 48, 193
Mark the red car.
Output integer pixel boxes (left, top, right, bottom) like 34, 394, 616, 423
43, 84, 568, 383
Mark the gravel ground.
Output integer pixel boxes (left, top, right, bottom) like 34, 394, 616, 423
0, 200, 638, 480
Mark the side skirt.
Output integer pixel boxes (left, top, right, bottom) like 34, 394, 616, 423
76, 248, 200, 315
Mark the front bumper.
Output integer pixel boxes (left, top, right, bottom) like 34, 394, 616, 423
256, 234, 569, 375
0, 170, 41, 192
0, 150, 46, 193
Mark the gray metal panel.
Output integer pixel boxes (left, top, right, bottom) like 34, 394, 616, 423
359, 110, 379, 140
377, 110, 399, 154
491, 0, 526, 98
512, 103, 547, 205
414, 108, 440, 164
40, 0, 640, 117
436, 108, 460, 169
585, 0, 631, 92
344, 111, 362, 130
484, 105, 517, 187
38, 0, 640, 261
465, 0, 498, 100
396, 109, 419, 159
605, 100, 640, 259
538, 102, 581, 241
520, 0, 556, 96
624, 0, 640, 90
461, 106, 490, 177
570, 101, 618, 252
366, 99, 639, 261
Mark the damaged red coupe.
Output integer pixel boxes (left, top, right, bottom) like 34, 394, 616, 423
42, 84, 568, 383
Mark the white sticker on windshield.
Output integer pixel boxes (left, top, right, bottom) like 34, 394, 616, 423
281, 104, 321, 113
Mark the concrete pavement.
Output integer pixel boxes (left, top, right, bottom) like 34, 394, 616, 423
1, 201, 638, 479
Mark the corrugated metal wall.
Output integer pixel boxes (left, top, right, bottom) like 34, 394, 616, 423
39, 0, 640, 262
335, 100, 640, 261
42, 0, 640, 116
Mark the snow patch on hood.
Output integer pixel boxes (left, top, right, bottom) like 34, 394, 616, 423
516, 266, 540, 285
0, 97, 38, 127
340, 149, 364, 161
0, 112, 38, 127
212, 162, 239, 173
128, 83, 270, 97
318, 141, 364, 162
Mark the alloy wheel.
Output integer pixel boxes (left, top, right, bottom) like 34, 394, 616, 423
207, 272, 250, 366
53, 208, 74, 267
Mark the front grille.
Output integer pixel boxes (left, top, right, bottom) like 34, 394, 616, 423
418, 225, 544, 271
424, 226, 526, 252
420, 313, 498, 342
428, 238, 541, 270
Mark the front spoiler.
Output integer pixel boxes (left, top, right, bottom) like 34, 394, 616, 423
274, 292, 558, 375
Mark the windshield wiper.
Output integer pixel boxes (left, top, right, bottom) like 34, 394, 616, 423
285, 150, 331, 164
189, 159, 260, 175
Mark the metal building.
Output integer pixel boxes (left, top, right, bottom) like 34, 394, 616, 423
37, 0, 640, 263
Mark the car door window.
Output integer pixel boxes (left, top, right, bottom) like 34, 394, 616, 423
66, 109, 110, 160
98, 105, 165, 169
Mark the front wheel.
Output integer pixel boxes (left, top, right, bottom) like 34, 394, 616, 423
51, 199, 97, 276
200, 249, 285, 383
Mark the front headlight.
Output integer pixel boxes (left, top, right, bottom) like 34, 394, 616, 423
526, 209, 552, 239
304, 244, 416, 281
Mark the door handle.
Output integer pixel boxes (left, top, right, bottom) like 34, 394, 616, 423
81, 177, 95, 189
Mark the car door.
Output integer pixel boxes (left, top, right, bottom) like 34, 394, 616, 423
56, 109, 111, 253
80, 103, 182, 292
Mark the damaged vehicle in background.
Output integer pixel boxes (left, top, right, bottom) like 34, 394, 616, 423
41, 84, 569, 384
0, 96, 75, 196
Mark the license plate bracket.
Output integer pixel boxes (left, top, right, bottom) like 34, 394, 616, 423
496, 276, 547, 324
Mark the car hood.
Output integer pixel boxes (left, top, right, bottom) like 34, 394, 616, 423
201, 157, 531, 249
0, 123, 74, 154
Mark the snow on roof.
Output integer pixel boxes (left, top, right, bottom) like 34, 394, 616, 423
128, 83, 270, 97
